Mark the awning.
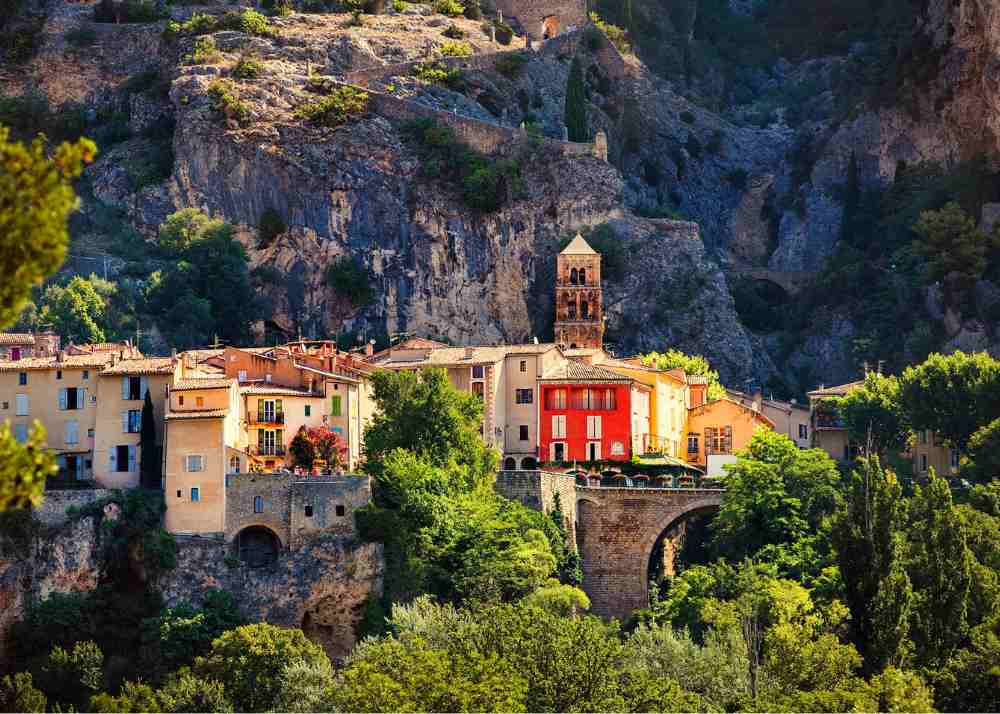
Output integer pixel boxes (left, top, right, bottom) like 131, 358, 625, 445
636, 454, 704, 473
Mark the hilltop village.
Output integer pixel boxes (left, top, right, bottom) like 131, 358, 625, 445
0, 235, 957, 550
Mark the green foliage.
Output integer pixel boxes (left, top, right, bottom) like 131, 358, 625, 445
588, 12, 631, 54
0, 672, 45, 713
194, 623, 330, 712
405, 118, 522, 213
898, 350, 1000, 452
932, 613, 1000, 712
913, 201, 998, 305
144, 589, 244, 672
637, 349, 726, 401
65, 25, 98, 48
494, 51, 528, 79
711, 431, 843, 578
139, 390, 160, 489
93, 0, 166, 22
34, 640, 104, 711
967, 417, 1000, 483
411, 60, 462, 87
207, 79, 251, 124
837, 372, 909, 454
564, 55, 587, 142
295, 85, 369, 126
442, 22, 466, 39
166, 9, 277, 39
833, 457, 913, 675
232, 52, 264, 79
186, 35, 221, 64
521, 578, 590, 615
37, 274, 115, 344
439, 39, 472, 57
0, 507, 41, 559
257, 208, 286, 247
432, 0, 464, 17
0, 422, 56, 512
325, 256, 373, 308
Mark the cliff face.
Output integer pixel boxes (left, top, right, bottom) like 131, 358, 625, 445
0, 515, 383, 664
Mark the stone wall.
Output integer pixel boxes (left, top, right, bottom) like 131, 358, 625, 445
226, 472, 371, 549
494, 470, 578, 542
34, 489, 113, 528
495, 0, 588, 40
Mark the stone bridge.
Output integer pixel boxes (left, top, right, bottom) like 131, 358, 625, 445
735, 268, 815, 296
495, 471, 724, 620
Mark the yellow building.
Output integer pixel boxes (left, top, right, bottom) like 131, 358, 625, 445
599, 359, 689, 459
686, 397, 774, 476
0, 349, 121, 480
163, 377, 242, 536
807, 381, 864, 462
94, 357, 179, 488
912, 429, 959, 477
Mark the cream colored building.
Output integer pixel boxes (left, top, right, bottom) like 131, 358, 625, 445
600, 359, 689, 459
729, 390, 811, 449
94, 357, 179, 488
912, 429, 959, 477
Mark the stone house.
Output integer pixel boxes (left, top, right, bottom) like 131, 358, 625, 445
494, 0, 587, 40
807, 380, 863, 462
0, 331, 60, 361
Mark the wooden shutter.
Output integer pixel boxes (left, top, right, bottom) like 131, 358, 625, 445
258, 429, 265, 450
275, 399, 283, 417
140, 377, 148, 400
705, 427, 716, 454
58, 388, 67, 410
276, 429, 283, 449
331, 395, 341, 416
109, 448, 117, 471
257, 399, 265, 421
122, 411, 129, 433
723, 426, 732, 453
128, 446, 137, 472
122, 376, 129, 400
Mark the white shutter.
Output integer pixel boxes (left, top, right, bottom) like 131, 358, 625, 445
140, 377, 148, 400
122, 376, 129, 400
15, 394, 27, 416
122, 411, 129, 433
65, 420, 78, 444
58, 388, 67, 410
593, 416, 602, 438
109, 447, 117, 471
128, 446, 137, 472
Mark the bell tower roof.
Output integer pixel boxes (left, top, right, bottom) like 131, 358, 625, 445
561, 233, 597, 255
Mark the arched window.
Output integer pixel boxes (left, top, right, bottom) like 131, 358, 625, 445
521, 457, 537, 470
253, 496, 263, 514
579, 268, 586, 285
570, 268, 578, 285
229, 455, 240, 473
567, 300, 576, 319
581, 300, 589, 319
504, 457, 516, 470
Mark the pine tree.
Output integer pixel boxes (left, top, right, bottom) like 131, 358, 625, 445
139, 390, 160, 489
564, 56, 587, 143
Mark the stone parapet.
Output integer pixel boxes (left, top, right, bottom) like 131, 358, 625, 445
34, 489, 114, 528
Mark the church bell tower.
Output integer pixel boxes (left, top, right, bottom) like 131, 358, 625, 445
554, 233, 604, 350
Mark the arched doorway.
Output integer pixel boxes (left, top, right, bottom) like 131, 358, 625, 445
645, 506, 718, 600
234, 525, 281, 568
520, 456, 537, 470
504, 457, 517, 470
541, 15, 560, 39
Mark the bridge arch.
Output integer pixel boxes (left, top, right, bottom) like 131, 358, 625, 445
233, 524, 282, 568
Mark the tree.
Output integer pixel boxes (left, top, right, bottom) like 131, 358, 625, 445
144, 589, 244, 671
913, 201, 993, 303
288, 426, 316, 469
898, 350, 1000, 453
832, 457, 913, 675
139, 389, 159, 489
194, 624, 329, 712
564, 55, 587, 142
0, 672, 45, 713
272, 661, 336, 713
711, 430, 842, 574
34, 640, 104, 712
967, 417, 1000, 483
837, 372, 908, 455
0, 127, 93, 511
521, 578, 591, 615
932, 613, 1000, 712
156, 670, 233, 713
294, 426, 348, 469
37, 274, 117, 344
157, 207, 217, 253
638, 349, 726, 401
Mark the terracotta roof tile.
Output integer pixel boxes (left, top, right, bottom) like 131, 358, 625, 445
173, 378, 235, 390
0, 333, 34, 346
239, 384, 318, 396
0, 353, 115, 371
165, 408, 230, 420
541, 361, 633, 382
101, 358, 176, 376
807, 380, 864, 397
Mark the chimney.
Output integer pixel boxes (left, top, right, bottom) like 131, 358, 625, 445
364, 341, 374, 357
465, 347, 474, 360
57, 349, 66, 363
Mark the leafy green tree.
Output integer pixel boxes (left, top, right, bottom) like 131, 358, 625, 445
521, 578, 590, 616
156, 669, 233, 713
194, 624, 329, 712
564, 55, 587, 142
932, 613, 1000, 712
711, 430, 842, 574
967, 417, 1000, 483
0, 422, 56, 511
638, 349, 726, 401
38, 274, 116, 344
272, 661, 336, 713
913, 201, 995, 303
90, 680, 163, 713
139, 389, 159, 489
866, 667, 937, 713
898, 350, 1000, 452
837, 372, 908, 455
34, 640, 104, 711
144, 589, 244, 671
0, 672, 45, 713
157, 207, 219, 253
832, 457, 913, 675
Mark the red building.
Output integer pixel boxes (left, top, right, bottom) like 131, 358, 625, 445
538, 361, 650, 463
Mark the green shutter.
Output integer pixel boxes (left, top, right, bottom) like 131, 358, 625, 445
257, 399, 265, 421
258, 429, 265, 449
331, 395, 341, 417
275, 399, 283, 417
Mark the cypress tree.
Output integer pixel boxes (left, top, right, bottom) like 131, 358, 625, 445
139, 390, 160, 489
564, 56, 587, 142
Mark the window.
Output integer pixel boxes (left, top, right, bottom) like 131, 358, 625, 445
10, 348, 19, 360
330, 395, 342, 416
82, 370, 89, 380
570, 267, 578, 284
1, 402, 7, 410
65, 420, 79, 445
253, 496, 263, 513
304, 505, 313, 518
798, 424, 808, 439
190, 487, 200, 502
610, 440, 625, 456
704, 426, 732, 454
519, 425, 529, 441
587, 441, 601, 461
552, 414, 566, 438
950, 450, 960, 469
123, 409, 141, 433
304, 404, 311, 417
515, 388, 533, 404
471, 382, 484, 399
548, 388, 567, 410
581, 301, 589, 319
553, 442, 565, 461
123, 375, 145, 401
176, 490, 181, 498
113, 445, 135, 473
186, 454, 204, 472
56, 370, 62, 380
519, 360, 527, 373
17, 372, 26, 386
586, 415, 602, 439
178, 395, 184, 406
195, 396, 204, 408
567, 301, 576, 319
472, 365, 485, 379
265, 373, 272, 383
919, 430, 927, 444
579, 268, 586, 285
15, 394, 28, 416
332, 427, 343, 435
14, 423, 27, 443
87, 428, 94, 438
238, 370, 247, 382
229, 455, 240, 473
335, 504, 346, 517
687, 435, 699, 453
59, 387, 83, 410
918, 453, 928, 472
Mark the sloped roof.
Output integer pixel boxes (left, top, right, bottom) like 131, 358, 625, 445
561, 233, 597, 255
807, 380, 864, 398
165, 409, 229, 420
101, 358, 176, 376
240, 384, 319, 397
688, 397, 776, 428
0, 353, 115, 371
173, 378, 235, 390
0, 333, 34, 346
540, 360, 633, 383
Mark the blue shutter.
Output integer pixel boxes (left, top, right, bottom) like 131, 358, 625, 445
109, 448, 117, 471
122, 376, 129, 400
58, 388, 67, 410
128, 446, 137, 472
140, 377, 148, 400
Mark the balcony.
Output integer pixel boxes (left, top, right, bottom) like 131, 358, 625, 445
814, 413, 845, 430
250, 445, 286, 457
248, 412, 285, 425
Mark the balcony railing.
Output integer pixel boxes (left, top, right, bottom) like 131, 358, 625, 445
815, 413, 845, 429
250, 445, 286, 457
248, 412, 285, 425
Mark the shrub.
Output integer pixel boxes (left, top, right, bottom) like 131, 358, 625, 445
186, 36, 221, 64
463, 0, 481, 20
294, 85, 368, 127
679, 110, 695, 124
94, 0, 165, 23
65, 26, 97, 48
433, 0, 464, 17
393, 0, 409, 10
495, 51, 528, 78
0, 20, 43, 63
707, 129, 724, 154
167, 9, 277, 39
326, 257, 373, 307
439, 40, 472, 57
232, 52, 264, 79
411, 61, 461, 87
588, 12, 630, 54
258, 209, 286, 247
207, 80, 251, 124
491, 18, 513, 44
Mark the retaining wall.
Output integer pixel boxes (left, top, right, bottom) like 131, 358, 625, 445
495, 470, 578, 543
35, 489, 113, 528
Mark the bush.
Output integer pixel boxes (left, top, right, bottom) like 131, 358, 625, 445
439, 40, 472, 57
258, 208, 286, 247
65, 26, 97, 48
495, 51, 528, 78
94, 0, 165, 23
588, 12, 630, 54
443, 23, 466, 39
463, 0, 481, 20
0, 20, 43, 63
186, 36, 221, 64
232, 52, 264, 79
725, 168, 749, 189
411, 61, 462, 87
166, 9, 276, 39
294, 85, 368, 127
679, 110, 695, 124
326, 257, 373, 308
393, 0, 409, 10
491, 18, 513, 44
433, 0, 464, 17
207, 80, 251, 124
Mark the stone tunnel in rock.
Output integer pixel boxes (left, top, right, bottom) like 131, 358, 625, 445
234, 525, 281, 568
